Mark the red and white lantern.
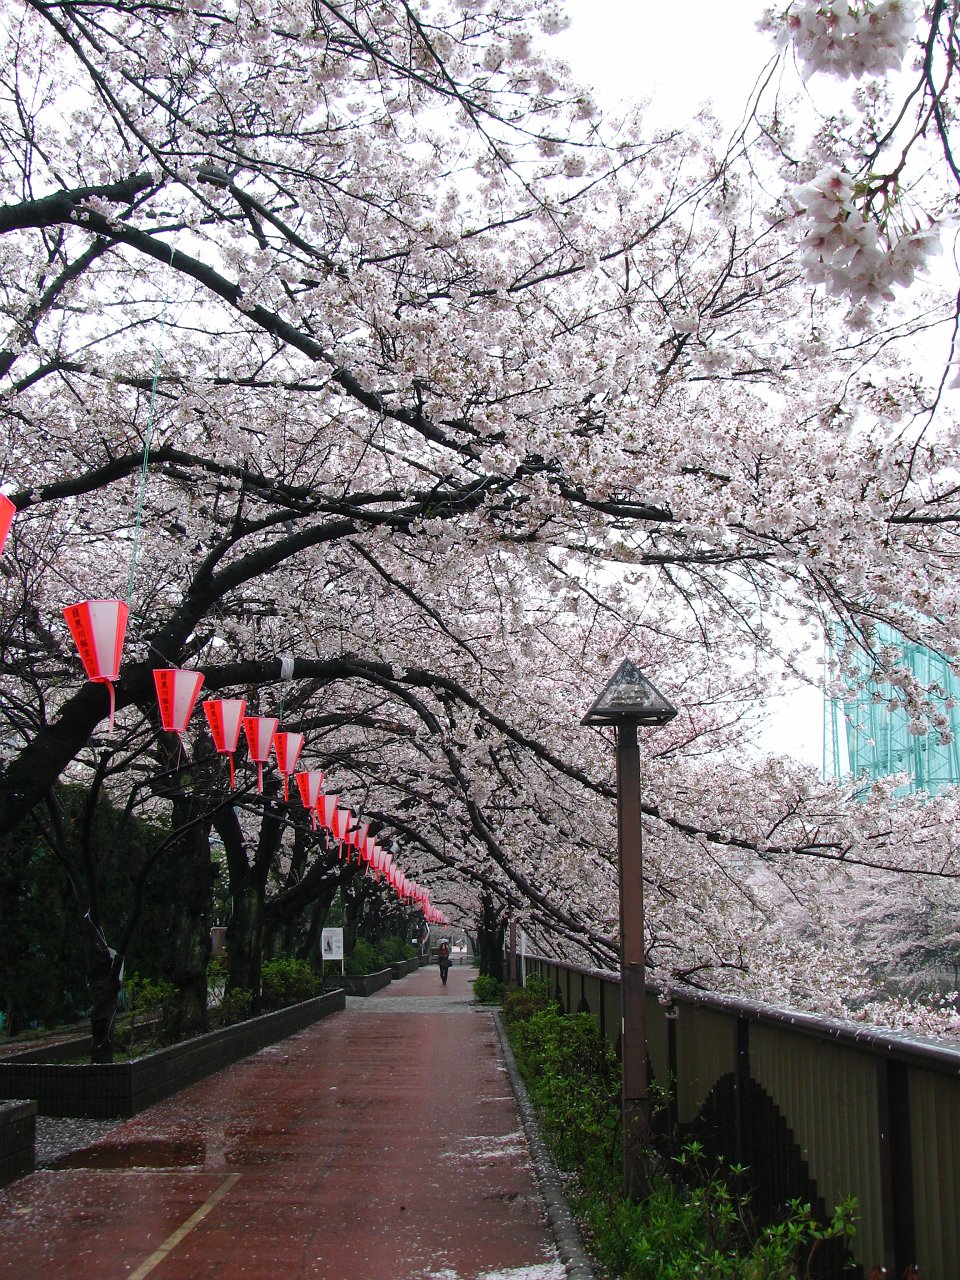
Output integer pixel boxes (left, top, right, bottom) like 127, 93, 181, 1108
317, 794, 340, 844
153, 668, 204, 738
63, 598, 128, 730
331, 806, 351, 852
295, 771, 325, 829
353, 820, 370, 861
203, 698, 246, 788
243, 715, 279, 793
0, 495, 14, 555
272, 731, 304, 801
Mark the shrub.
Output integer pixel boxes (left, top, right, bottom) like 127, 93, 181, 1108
260, 956, 321, 1010
502, 973, 551, 1026
116, 974, 177, 1049
218, 988, 253, 1026
472, 974, 502, 1004
345, 938, 381, 975
344, 935, 414, 974
378, 936, 407, 964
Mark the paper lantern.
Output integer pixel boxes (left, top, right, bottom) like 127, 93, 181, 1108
316, 793, 339, 831
331, 806, 350, 848
153, 668, 204, 737
243, 715, 279, 793
63, 598, 129, 730
0, 495, 14, 555
272, 731, 304, 801
203, 698, 246, 788
295, 771, 325, 829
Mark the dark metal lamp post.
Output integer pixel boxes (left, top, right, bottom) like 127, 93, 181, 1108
582, 658, 677, 1199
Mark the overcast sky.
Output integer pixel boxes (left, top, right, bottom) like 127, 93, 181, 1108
555, 0, 828, 769
554, 0, 776, 127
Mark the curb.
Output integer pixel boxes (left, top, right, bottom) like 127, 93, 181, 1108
493, 1010, 596, 1280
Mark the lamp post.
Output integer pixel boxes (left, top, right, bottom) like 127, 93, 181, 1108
582, 658, 677, 1199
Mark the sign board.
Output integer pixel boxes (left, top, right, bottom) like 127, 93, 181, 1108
321, 928, 344, 961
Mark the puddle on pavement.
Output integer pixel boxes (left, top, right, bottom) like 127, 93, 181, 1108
50, 1138, 206, 1170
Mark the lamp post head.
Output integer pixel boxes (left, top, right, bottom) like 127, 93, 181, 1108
581, 658, 677, 727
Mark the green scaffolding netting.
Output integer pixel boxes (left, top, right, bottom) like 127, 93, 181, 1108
825, 623, 960, 795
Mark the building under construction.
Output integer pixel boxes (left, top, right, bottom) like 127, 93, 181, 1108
825, 622, 960, 794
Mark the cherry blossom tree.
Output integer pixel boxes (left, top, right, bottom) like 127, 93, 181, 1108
758, 3, 958, 313
1, 0, 960, 1039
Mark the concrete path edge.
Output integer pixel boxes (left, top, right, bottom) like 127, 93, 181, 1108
492, 1010, 597, 1280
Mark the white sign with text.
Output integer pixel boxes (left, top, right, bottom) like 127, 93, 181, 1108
321, 928, 344, 961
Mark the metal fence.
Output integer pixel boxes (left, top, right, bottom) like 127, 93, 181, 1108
514, 952, 960, 1280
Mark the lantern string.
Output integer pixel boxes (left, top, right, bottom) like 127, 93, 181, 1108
126, 242, 176, 608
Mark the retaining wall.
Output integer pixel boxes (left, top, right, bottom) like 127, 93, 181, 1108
0, 1101, 35, 1186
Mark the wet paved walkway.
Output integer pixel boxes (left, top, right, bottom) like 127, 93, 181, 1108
0, 966, 565, 1280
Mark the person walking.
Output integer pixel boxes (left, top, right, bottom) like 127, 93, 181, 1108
438, 940, 451, 985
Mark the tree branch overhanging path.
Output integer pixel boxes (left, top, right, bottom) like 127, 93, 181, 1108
2, 0, 960, 1029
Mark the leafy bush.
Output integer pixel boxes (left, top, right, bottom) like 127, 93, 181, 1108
378, 936, 407, 964
504, 997, 856, 1279
218, 988, 253, 1026
345, 938, 382, 975
260, 956, 321, 1010
472, 974, 502, 1004
115, 974, 177, 1051
511, 1006, 620, 1175
502, 974, 551, 1025
344, 935, 415, 974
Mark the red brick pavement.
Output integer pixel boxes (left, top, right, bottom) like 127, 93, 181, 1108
0, 964, 564, 1280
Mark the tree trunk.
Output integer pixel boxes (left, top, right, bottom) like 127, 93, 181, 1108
227, 882, 266, 1013
295, 879, 339, 966
166, 810, 215, 1040
344, 876, 361, 954
476, 892, 507, 982
82, 917, 123, 1064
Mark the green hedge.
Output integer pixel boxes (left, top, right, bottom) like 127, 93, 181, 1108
472, 974, 502, 1004
260, 957, 322, 1010
344, 936, 417, 975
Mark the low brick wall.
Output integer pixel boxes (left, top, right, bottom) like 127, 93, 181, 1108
339, 968, 393, 997
2, 1037, 93, 1065
0, 990, 345, 1119
0, 1101, 35, 1186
